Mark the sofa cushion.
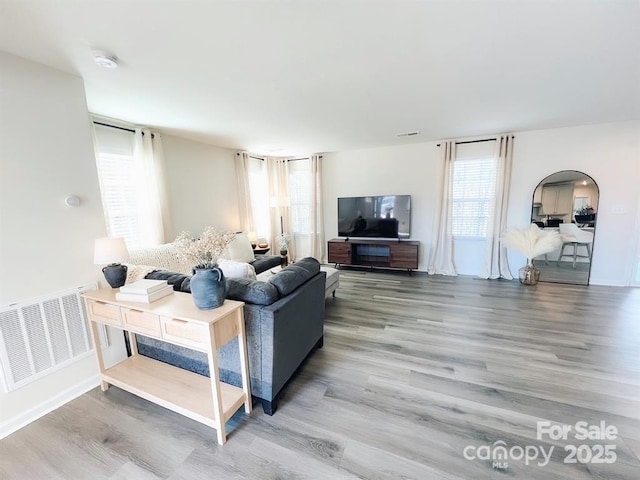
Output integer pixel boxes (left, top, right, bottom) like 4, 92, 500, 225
222, 233, 255, 263
268, 257, 321, 296
226, 278, 279, 306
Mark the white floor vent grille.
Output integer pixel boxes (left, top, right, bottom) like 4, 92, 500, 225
0, 283, 103, 392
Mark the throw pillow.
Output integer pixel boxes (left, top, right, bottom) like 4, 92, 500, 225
218, 258, 257, 280
125, 264, 160, 284
128, 242, 193, 275
221, 233, 255, 264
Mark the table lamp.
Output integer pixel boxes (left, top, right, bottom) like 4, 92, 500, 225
94, 237, 129, 288
247, 232, 258, 248
270, 195, 290, 235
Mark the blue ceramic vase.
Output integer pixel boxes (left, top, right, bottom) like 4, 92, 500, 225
190, 265, 226, 310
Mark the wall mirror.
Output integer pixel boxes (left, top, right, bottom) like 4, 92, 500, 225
530, 170, 599, 285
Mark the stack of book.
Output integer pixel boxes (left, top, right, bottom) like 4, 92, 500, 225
115, 279, 174, 303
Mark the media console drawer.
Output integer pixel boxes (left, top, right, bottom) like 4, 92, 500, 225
328, 242, 352, 264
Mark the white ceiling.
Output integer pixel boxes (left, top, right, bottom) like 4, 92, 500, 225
1, 0, 639, 155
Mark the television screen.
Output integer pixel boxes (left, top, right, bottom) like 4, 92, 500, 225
338, 195, 411, 239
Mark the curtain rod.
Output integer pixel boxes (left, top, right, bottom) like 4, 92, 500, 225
236, 153, 266, 160
93, 121, 154, 138
236, 153, 322, 161
437, 136, 514, 147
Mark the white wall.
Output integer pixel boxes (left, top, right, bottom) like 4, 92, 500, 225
162, 134, 240, 237
508, 121, 640, 286
323, 142, 440, 269
0, 52, 125, 435
323, 121, 640, 285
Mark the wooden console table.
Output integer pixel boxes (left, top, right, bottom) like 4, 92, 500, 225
82, 288, 252, 445
328, 238, 419, 272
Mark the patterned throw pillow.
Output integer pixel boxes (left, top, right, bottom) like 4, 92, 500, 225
127, 243, 193, 275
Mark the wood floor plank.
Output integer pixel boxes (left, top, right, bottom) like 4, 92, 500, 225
1, 271, 639, 479
340, 440, 468, 480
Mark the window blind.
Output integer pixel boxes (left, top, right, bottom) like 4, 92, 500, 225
288, 159, 312, 235
93, 124, 142, 248
451, 142, 497, 238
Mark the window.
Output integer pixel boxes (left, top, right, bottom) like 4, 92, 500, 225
287, 158, 316, 259
451, 143, 497, 238
288, 158, 312, 235
93, 124, 144, 249
247, 156, 270, 239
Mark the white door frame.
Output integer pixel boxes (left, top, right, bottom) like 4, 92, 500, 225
630, 193, 640, 287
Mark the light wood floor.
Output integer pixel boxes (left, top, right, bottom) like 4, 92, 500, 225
2, 271, 640, 479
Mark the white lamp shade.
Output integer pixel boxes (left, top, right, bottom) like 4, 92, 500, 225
94, 237, 129, 264
247, 231, 258, 243
270, 195, 290, 208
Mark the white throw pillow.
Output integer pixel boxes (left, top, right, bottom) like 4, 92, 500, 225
222, 233, 255, 263
218, 258, 257, 280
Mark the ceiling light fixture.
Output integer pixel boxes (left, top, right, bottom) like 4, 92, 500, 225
92, 50, 119, 69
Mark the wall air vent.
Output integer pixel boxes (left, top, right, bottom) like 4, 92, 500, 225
0, 283, 105, 392
396, 131, 421, 137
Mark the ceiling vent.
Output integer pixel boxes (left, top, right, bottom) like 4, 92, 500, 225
396, 131, 420, 137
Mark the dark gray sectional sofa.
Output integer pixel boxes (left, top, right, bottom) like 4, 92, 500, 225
136, 257, 326, 414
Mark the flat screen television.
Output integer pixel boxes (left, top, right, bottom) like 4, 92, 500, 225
338, 195, 411, 239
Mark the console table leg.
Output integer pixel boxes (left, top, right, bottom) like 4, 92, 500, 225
206, 324, 226, 445
88, 319, 109, 391
236, 309, 252, 414
127, 330, 138, 356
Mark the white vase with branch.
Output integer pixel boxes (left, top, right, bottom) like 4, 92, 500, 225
174, 227, 236, 270
502, 224, 562, 285
277, 234, 291, 266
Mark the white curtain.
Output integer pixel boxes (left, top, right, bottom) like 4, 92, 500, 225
480, 135, 514, 279
428, 141, 457, 275
267, 157, 295, 260
133, 129, 172, 246
309, 155, 325, 261
235, 152, 255, 233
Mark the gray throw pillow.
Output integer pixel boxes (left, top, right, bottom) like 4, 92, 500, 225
292, 257, 321, 275
226, 278, 279, 305
268, 257, 320, 296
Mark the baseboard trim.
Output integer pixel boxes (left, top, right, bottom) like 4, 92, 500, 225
0, 375, 100, 439
589, 278, 627, 287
